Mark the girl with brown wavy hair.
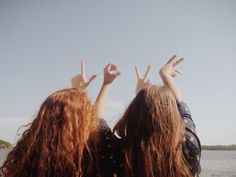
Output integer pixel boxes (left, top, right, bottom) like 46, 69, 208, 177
97, 56, 201, 177
0, 61, 121, 177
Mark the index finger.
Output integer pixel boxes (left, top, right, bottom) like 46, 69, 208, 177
135, 66, 141, 79
173, 58, 184, 66
143, 65, 151, 81
110, 63, 118, 70
81, 60, 86, 77
166, 55, 177, 64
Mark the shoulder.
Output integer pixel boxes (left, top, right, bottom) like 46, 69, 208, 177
177, 101, 192, 119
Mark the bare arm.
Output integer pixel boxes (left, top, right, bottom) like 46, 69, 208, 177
159, 55, 184, 102
95, 63, 121, 118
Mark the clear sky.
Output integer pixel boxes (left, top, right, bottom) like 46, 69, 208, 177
0, 0, 236, 145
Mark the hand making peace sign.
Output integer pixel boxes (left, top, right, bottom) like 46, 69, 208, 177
135, 65, 151, 95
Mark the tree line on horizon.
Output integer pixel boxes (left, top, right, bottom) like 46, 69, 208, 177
0, 139, 12, 149
0, 138, 236, 150
201, 144, 236, 151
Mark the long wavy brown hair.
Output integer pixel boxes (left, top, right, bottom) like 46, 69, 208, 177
0, 88, 98, 177
114, 85, 192, 177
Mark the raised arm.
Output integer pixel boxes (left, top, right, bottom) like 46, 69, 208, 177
159, 55, 184, 102
95, 63, 121, 118
159, 55, 201, 176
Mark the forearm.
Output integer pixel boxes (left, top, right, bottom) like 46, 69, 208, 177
160, 73, 183, 102
95, 83, 111, 118
95, 63, 120, 118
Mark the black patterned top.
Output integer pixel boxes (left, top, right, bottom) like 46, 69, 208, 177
98, 102, 201, 177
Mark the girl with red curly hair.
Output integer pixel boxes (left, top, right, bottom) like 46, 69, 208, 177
0, 61, 121, 177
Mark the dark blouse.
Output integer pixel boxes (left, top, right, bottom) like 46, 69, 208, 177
98, 102, 201, 177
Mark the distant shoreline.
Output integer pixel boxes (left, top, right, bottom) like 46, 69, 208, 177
1, 139, 236, 151
0, 139, 12, 149
202, 145, 236, 151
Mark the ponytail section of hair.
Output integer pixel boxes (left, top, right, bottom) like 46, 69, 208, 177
114, 85, 192, 177
0, 88, 98, 177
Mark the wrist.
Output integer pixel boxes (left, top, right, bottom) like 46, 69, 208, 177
159, 69, 168, 78
102, 82, 112, 88
160, 72, 172, 82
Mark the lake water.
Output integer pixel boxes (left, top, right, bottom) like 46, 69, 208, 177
0, 150, 236, 177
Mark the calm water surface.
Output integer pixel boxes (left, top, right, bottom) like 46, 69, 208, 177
0, 150, 236, 176
201, 150, 236, 177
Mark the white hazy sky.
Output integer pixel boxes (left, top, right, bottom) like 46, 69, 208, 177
0, 0, 236, 145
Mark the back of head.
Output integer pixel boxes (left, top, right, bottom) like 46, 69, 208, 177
0, 88, 98, 177
114, 85, 192, 177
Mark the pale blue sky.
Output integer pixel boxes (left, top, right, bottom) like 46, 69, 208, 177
0, 0, 236, 145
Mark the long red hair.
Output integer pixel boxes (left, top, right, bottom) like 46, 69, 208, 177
0, 88, 98, 177
114, 85, 192, 177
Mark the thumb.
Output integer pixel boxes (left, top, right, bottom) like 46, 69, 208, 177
88, 75, 97, 84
